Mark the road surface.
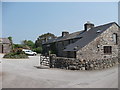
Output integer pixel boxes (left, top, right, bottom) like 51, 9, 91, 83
0, 54, 118, 88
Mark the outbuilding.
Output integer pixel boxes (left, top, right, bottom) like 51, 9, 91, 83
0, 38, 11, 53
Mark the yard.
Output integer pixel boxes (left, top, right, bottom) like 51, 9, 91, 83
0, 54, 118, 88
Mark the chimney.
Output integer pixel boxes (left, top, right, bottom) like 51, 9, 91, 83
84, 21, 94, 31
62, 31, 69, 37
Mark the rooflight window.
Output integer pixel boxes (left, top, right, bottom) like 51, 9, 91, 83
74, 46, 78, 50
97, 29, 101, 33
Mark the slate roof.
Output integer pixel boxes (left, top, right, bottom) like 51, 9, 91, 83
42, 30, 84, 44
64, 22, 117, 51
0, 38, 11, 44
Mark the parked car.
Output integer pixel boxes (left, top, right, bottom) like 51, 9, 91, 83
22, 49, 37, 56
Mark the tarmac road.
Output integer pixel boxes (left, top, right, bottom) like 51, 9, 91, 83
0, 54, 118, 88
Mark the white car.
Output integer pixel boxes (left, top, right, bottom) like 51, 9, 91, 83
22, 49, 37, 56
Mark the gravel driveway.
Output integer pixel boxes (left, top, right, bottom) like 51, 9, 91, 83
0, 54, 118, 88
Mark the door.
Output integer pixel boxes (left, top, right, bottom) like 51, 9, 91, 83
67, 51, 76, 58
2, 45, 4, 53
74, 51, 76, 58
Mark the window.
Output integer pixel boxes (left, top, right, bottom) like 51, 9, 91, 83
113, 33, 117, 44
103, 46, 112, 54
68, 40, 70, 44
74, 46, 78, 50
97, 29, 101, 33
67, 51, 76, 58
62, 41, 64, 46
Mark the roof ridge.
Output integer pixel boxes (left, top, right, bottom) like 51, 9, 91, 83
43, 22, 118, 45
94, 22, 116, 28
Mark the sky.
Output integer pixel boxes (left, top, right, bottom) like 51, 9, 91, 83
2, 2, 118, 44
0, 2, 2, 38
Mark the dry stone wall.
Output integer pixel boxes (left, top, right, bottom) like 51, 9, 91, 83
0, 43, 2, 53
50, 54, 119, 70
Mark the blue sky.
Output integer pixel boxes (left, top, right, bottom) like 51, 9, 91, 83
2, 2, 118, 44
0, 2, 2, 38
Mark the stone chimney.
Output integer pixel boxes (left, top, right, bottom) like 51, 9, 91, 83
84, 21, 94, 31
62, 31, 69, 37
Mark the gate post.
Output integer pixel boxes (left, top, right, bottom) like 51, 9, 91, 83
49, 55, 52, 68
40, 54, 41, 66
49, 54, 56, 68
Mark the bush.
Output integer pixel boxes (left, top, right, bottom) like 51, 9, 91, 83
33, 47, 42, 53
3, 53, 28, 59
3, 48, 28, 59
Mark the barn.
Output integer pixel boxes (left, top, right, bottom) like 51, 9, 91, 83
42, 22, 120, 60
0, 38, 11, 53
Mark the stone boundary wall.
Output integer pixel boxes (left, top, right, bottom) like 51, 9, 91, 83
49, 54, 119, 70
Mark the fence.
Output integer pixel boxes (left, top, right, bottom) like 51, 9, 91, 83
49, 54, 119, 70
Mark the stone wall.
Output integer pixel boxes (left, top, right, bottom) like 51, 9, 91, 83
43, 38, 80, 57
0, 43, 2, 53
50, 54, 119, 70
56, 41, 65, 57
2, 44, 11, 53
118, 24, 120, 62
56, 38, 80, 57
0, 43, 11, 53
77, 23, 119, 60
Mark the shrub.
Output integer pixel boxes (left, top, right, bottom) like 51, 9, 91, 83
3, 48, 28, 59
33, 47, 42, 53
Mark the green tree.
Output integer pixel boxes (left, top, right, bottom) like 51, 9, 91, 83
21, 40, 35, 49
35, 33, 56, 54
8, 36, 12, 43
35, 32, 56, 47
33, 47, 42, 53
8, 36, 13, 51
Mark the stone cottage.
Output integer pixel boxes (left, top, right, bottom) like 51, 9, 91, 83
42, 22, 120, 60
0, 38, 11, 53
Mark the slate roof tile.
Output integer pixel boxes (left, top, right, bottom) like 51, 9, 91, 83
64, 22, 117, 51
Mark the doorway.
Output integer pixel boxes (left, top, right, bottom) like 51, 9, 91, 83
2, 45, 4, 53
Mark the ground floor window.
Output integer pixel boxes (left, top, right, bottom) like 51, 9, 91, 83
74, 51, 76, 58
67, 51, 76, 58
103, 46, 112, 54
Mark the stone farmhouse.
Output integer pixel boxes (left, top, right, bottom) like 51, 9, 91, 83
42, 22, 120, 60
0, 38, 11, 53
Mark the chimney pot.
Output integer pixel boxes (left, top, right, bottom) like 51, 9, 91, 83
84, 21, 94, 31
62, 31, 69, 37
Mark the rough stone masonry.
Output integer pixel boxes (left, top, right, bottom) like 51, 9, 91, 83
50, 55, 119, 70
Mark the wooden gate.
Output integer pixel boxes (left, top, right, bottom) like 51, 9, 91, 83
40, 55, 50, 67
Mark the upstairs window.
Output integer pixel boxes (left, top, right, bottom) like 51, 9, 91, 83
113, 33, 117, 44
103, 46, 112, 54
62, 41, 64, 46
